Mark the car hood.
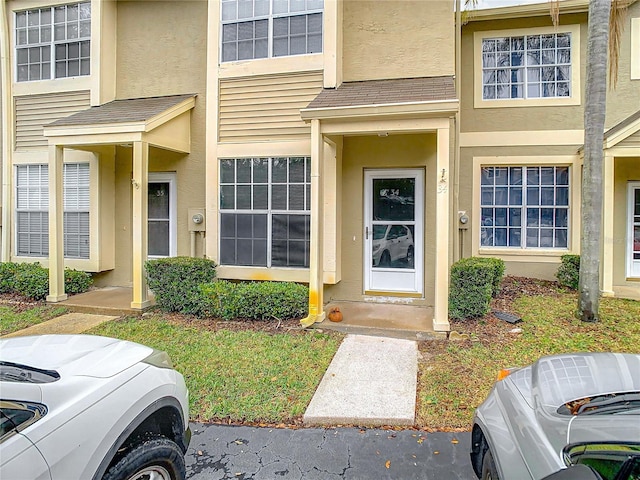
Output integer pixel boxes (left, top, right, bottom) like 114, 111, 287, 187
0, 334, 154, 378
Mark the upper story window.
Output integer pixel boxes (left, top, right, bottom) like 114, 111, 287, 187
221, 0, 323, 62
15, 2, 91, 82
482, 33, 571, 100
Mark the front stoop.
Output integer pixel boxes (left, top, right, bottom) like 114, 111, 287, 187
2, 313, 118, 338
303, 334, 418, 427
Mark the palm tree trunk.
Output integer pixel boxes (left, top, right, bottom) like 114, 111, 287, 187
579, 0, 611, 322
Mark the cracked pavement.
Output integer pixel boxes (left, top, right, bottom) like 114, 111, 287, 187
185, 423, 474, 479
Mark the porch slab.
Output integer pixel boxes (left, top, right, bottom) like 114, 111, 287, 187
55, 287, 153, 316
303, 334, 417, 426
2, 313, 117, 338
317, 301, 443, 340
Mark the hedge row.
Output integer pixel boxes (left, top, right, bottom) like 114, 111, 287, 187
145, 257, 308, 321
0, 262, 92, 300
448, 257, 505, 320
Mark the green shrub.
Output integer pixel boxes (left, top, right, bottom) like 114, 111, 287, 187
13, 263, 49, 300
556, 254, 580, 290
448, 257, 504, 320
145, 256, 217, 314
64, 269, 93, 294
199, 280, 308, 321
0, 262, 20, 293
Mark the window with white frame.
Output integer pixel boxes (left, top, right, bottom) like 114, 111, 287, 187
15, 2, 91, 82
221, 0, 323, 62
482, 32, 571, 100
480, 166, 569, 249
16, 163, 90, 258
219, 157, 310, 267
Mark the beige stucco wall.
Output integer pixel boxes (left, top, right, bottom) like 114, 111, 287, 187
324, 133, 438, 305
341, 0, 454, 82
612, 157, 640, 287
94, 1, 207, 287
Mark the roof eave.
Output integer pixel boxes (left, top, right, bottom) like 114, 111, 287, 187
301, 99, 459, 122
466, 0, 590, 21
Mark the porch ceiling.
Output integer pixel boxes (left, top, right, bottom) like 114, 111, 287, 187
42, 94, 196, 153
301, 76, 458, 128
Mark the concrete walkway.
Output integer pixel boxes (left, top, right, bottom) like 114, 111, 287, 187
1, 312, 117, 338
304, 334, 418, 426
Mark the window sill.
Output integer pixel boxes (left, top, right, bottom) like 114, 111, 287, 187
12, 76, 91, 97
217, 265, 310, 283
219, 53, 323, 79
476, 248, 570, 263
11, 256, 111, 273
474, 96, 580, 109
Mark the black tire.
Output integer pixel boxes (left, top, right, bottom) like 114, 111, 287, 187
380, 250, 391, 267
102, 436, 186, 480
481, 449, 499, 480
406, 246, 414, 267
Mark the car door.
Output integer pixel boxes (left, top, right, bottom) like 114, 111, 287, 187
0, 400, 51, 480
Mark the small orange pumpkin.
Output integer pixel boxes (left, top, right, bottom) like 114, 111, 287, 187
328, 306, 343, 323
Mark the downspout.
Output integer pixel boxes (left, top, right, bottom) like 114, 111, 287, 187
454, 0, 462, 262
1, 0, 13, 262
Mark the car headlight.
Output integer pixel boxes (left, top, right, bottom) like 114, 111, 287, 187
142, 349, 173, 369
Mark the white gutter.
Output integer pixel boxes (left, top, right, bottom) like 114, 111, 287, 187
1, 0, 13, 262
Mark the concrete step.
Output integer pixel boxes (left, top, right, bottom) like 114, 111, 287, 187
2, 312, 118, 338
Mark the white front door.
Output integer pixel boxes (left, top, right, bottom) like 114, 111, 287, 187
627, 182, 640, 277
148, 172, 177, 258
364, 169, 424, 294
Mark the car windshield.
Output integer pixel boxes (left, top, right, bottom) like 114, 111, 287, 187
0, 361, 60, 383
558, 393, 640, 415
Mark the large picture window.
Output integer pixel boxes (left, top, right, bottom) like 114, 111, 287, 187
219, 157, 311, 267
221, 0, 323, 62
482, 32, 571, 100
16, 163, 90, 258
15, 2, 91, 82
480, 166, 569, 249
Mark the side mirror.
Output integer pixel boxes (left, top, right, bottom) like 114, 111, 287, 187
541, 465, 602, 480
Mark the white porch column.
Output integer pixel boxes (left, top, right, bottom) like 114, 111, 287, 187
434, 127, 451, 332
601, 152, 615, 296
47, 144, 67, 302
301, 119, 325, 327
131, 141, 151, 309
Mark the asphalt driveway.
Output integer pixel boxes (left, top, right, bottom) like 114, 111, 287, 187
186, 423, 474, 479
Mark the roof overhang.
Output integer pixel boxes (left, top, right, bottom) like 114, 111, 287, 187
301, 99, 459, 122
466, 0, 637, 22
43, 94, 196, 153
604, 109, 640, 150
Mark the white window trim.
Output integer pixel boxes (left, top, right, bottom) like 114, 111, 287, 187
148, 172, 177, 259
632, 17, 640, 80
472, 155, 581, 261
11, 150, 101, 272
219, 0, 323, 64
473, 24, 581, 109
13, 2, 91, 84
218, 156, 311, 269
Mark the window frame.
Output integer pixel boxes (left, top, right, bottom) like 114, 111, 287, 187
14, 2, 91, 83
473, 24, 581, 109
220, 0, 323, 63
15, 162, 91, 260
218, 156, 311, 269
472, 156, 580, 260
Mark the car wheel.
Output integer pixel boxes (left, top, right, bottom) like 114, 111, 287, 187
481, 449, 499, 480
102, 436, 186, 480
406, 246, 414, 267
380, 250, 391, 267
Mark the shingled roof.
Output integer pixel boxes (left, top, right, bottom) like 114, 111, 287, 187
46, 94, 196, 127
305, 76, 456, 110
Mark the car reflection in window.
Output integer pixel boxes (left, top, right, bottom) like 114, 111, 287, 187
563, 443, 640, 480
372, 224, 414, 269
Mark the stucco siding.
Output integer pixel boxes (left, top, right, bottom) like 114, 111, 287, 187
342, 0, 454, 82
218, 72, 323, 143
14, 91, 90, 149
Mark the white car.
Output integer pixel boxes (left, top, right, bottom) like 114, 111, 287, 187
0, 334, 191, 480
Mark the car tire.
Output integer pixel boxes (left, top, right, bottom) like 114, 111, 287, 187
102, 436, 186, 480
481, 449, 499, 480
380, 250, 391, 267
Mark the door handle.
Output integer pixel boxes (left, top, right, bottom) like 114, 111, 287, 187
365, 226, 369, 239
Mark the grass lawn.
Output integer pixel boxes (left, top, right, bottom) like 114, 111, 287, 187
0, 302, 67, 336
88, 315, 342, 425
416, 282, 640, 431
